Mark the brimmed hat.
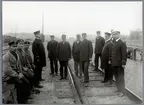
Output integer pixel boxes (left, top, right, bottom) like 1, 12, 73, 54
104, 32, 111, 36
33, 30, 40, 35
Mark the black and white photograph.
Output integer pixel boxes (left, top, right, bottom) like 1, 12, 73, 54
2, 1, 143, 104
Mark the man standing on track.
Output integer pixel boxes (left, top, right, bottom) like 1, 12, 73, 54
101, 32, 113, 84
94, 31, 105, 71
110, 31, 127, 97
72, 34, 82, 77
80, 33, 93, 84
57, 34, 71, 80
32, 30, 46, 87
47, 35, 58, 76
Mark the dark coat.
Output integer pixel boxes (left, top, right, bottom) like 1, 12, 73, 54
80, 39, 93, 62
110, 39, 127, 67
101, 39, 113, 68
95, 36, 105, 54
72, 41, 81, 61
47, 40, 58, 60
32, 38, 46, 67
57, 41, 71, 61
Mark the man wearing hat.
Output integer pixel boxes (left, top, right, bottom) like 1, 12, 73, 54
2, 40, 24, 104
16, 39, 33, 103
80, 33, 93, 84
72, 34, 82, 77
94, 31, 105, 71
24, 41, 39, 92
101, 32, 113, 84
47, 35, 58, 76
32, 30, 46, 86
110, 31, 127, 97
57, 34, 71, 80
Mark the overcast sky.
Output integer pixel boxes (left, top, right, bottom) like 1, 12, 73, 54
2, 1, 142, 37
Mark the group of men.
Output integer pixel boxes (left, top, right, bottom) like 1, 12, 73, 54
2, 29, 127, 104
2, 30, 46, 104
47, 30, 127, 97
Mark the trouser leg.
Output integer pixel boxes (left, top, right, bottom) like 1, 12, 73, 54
104, 63, 109, 81
64, 61, 68, 78
78, 61, 82, 76
108, 64, 113, 81
113, 67, 119, 91
60, 61, 64, 78
50, 59, 54, 74
95, 54, 99, 70
81, 62, 84, 74
118, 67, 125, 92
84, 61, 89, 82
74, 60, 78, 76
54, 59, 58, 74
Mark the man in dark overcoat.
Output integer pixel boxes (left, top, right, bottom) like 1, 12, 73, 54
47, 35, 58, 76
110, 31, 127, 97
72, 34, 82, 77
101, 32, 113, 84
94, 31, 105, 71
57, 34, 71, 80
32, 30, 46, 87
80, 33, 93, 83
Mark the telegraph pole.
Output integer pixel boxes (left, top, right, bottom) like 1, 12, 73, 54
41, 12, 45, 42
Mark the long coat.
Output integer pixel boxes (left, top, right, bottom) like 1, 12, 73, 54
3, 51, 19, 82
95, 36, 105, 54
101, 39, 112, 68
2, 51, 20, 104
80, 39, 93, 62
47, 40, 58, 60
32, 38, 46, 67
110, 39, 127, 66
57, 41, 71, 61
72, 41, 81, 61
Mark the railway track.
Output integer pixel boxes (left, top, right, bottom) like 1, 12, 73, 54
67, 60, 142, 104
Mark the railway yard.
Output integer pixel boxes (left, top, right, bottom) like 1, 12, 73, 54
2, 42, 143, 104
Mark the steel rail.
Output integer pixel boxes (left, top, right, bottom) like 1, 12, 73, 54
89, 63, 143, 104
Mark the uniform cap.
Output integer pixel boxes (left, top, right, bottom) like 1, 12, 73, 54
33, 30, 40, 35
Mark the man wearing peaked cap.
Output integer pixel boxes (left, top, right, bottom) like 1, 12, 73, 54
32, 30, 46, 88
33, 30, 40, 35
47, 35, 58, 76
94, 31, 105, 71
3, 40, 25, 104
110, 31, 127, 97
101, 32, 113, 85
80, 33, 93, 84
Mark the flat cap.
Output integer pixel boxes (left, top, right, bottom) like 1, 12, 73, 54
96, 31, 101, 33
24, 41, 30, 44
104, 32, 111, 36
16, 39, 24, 44
50, 35, 55, 37
82, 33, 87, 35
112, 31, 120, 34
8, 40, 17, 46
33, 30, 40, 35
62, 34, 66, 37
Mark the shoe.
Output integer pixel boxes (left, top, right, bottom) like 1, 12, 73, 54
34, 84, 43, 88
40, 79, 45, 81
101, 80, 108, 83
50, 73, 54, 75
84, 81, 89, 83
55, 73, 58, 76
64, 77, 68, 80
59, 77, 63, 80
118, 92, 124, 97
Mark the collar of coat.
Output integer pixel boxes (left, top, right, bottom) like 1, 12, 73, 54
105, 37, 111, 42
115, 38, 120, 42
